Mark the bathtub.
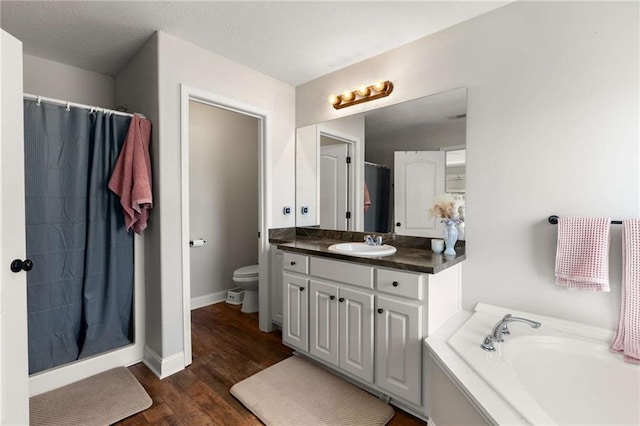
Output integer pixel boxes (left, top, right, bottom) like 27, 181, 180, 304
425, 303, 640, 425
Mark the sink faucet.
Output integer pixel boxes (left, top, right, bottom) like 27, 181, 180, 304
481, 314, 541, 352
364, 235, 383, 246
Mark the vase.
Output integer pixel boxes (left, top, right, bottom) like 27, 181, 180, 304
442, 220, 459, 255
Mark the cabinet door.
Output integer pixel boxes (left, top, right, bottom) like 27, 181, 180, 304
270, 248, 284, 325
339, 287, 374, 383
283, 273, 309, 352
375, 296, 422, 406
309, 280, 339, 365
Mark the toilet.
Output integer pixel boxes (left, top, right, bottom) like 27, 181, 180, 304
232, 264, 259, 313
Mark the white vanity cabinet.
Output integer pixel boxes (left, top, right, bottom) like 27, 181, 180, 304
280, 251, 461, 420
309, 279, 374, 383
375, 295, 422, 405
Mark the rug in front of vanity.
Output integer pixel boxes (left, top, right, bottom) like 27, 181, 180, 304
231, 356, 395, 425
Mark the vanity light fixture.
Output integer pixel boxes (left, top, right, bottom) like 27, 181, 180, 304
328, 80, 394, 110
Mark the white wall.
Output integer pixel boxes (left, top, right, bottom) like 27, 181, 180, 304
114, 34, 161, 356
23, 54, 114, 107
366, 120, 466, 175
188, 101, 259, 301
297, 1, 639, 329
150, 32, 294, 357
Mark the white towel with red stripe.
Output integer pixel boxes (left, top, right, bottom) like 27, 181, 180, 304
610, 219, 640, 364
555, 217, 611, 292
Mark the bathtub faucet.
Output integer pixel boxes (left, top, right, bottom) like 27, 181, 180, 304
481, 314, 541, 352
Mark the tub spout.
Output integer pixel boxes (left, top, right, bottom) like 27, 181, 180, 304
481, 314, 541, 352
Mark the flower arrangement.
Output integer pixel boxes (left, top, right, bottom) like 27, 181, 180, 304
428, 192, 459, 222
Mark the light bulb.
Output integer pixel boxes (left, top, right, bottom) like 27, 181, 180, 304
342, 90, 355, 101
328, 94, 340, 105
356, 85, 370, 96
373, 81, 386, 91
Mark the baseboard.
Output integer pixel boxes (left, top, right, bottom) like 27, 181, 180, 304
190, 290, 227, 310
143, 345, 185, 379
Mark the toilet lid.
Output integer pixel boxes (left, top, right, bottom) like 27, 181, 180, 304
234, 264, 259, 277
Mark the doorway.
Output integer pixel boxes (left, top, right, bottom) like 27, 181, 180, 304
180, 85, 269, 366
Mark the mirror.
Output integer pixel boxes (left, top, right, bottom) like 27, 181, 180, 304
296, 87, 467, 238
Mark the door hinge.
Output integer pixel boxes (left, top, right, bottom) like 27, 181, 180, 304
346, 211, 351, 219
346, 156, 351, 164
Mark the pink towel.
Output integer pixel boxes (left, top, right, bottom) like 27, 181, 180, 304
364, 184, 371, 213
108, 114, 152, 234
610, 219, 640, 364
555, 217, 611, 291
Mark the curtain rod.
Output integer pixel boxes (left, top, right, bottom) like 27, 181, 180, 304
23, 93, 145, 119
364, 161, 389, 168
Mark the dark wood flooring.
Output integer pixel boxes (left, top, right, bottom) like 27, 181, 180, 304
116, 302, 426, 425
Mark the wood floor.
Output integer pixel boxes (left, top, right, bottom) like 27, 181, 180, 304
116, 302, 426, 425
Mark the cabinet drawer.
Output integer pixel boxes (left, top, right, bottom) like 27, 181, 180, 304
376, 268, 424, 300
283, 252, 309, 274
309, 257, 374, 289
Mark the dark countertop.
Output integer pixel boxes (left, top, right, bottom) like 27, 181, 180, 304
272, 235, 465, 274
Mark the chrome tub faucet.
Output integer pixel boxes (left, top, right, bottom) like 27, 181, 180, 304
481, 314, 541, 351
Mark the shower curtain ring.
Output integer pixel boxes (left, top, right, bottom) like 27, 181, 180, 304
36, 96, 41, 106
65, 101, 71, 111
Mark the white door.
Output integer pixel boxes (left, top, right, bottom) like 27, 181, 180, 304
309, 280, 338, 365
394, 151, 445, 237
283, 273, 309, 352
339, 287, 374, 383
0, 29, 30, 424
320, 142, 349, 230
375, 296, 422, 406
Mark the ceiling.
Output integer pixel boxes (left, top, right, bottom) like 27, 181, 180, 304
0, 1, 511, 86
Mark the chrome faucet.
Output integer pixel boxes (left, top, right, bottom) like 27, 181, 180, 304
364, 235, 383, 246
481, 314, 541, 352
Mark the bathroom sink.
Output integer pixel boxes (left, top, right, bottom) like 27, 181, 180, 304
327, 242, 397, 257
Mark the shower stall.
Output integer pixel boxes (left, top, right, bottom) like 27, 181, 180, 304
23, 94, 145, 396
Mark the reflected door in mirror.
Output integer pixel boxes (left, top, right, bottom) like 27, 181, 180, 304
394, 151, 445, 237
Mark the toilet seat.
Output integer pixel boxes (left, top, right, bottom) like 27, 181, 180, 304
233, 264, 259, 278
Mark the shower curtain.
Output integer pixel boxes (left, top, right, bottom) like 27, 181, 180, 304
24, 99, 134, 374
364, 163, 391, 233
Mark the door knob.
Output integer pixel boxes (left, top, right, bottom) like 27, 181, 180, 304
299, 287, 305, 291
10, 259, 33, 273
339, 297, 345, 303
396, 222, 401, 227
377, 308, 384, 314
290, 261, 296, 266
392, 281, 399, 287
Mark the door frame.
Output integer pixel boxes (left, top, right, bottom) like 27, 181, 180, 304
316, 127, 361, 231
180, 84, 270, 366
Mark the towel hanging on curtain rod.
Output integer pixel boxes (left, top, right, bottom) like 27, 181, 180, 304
23, 93, 145, 119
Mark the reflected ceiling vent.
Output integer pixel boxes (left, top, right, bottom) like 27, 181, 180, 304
447, 113, 467, 120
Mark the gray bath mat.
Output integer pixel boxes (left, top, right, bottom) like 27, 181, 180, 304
29, 366, 152, 426
231, 356, 395, 425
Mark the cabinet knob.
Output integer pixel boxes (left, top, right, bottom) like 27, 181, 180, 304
290, 261, 296, 266
339, 297, 345, 303
377, 308, 384, 314
300, 287, 305, 291
392, 281, 399, 287
330, 295, 335, 300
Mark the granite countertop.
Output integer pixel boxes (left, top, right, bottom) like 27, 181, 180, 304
269, 228, 466, 274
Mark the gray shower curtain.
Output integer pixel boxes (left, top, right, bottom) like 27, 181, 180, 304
24, 100, 134, 374
364, 163, 391, 233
